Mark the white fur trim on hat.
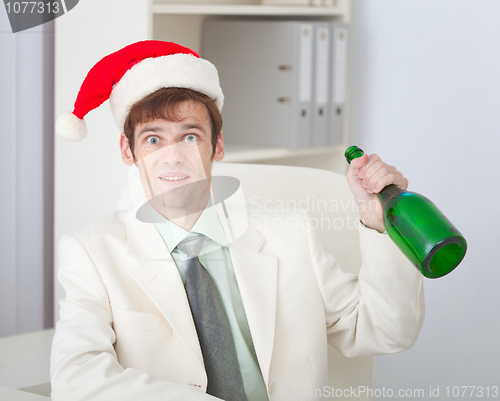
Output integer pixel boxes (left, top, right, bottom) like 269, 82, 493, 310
55, 111, 88, 141
109, 53, 224, 130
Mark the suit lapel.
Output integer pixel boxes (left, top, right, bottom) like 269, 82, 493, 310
216, 203, 279, 385
125, 206, 204, 369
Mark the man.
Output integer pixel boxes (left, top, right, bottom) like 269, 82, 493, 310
51, 41, 424, 401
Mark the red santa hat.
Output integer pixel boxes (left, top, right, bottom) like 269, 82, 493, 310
56, 40, 224, 141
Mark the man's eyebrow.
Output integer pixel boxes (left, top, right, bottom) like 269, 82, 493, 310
136, 125, 163, 139
180, 122, 207, 133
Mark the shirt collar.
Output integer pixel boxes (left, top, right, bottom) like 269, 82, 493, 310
148, 198, 228, 255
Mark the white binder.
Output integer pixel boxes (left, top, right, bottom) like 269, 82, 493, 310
202, 19, 314, 148
311, 23, 331, 147
329, 23, 349, 146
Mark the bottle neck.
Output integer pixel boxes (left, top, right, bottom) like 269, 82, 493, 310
377, 184, 406, 209
345, 146, 365, 163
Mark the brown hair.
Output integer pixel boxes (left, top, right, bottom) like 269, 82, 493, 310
123, 87, 223, 158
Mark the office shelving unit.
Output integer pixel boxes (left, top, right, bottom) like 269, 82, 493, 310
150, 0, 350, 171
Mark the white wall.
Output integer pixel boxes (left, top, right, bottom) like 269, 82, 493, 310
349, 0, 500, 398
0, 14, 54, 336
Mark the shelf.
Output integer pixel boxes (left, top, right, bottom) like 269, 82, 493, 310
222, 143, 342, 163
152, 4, 344, 17
151, 3, 349, 166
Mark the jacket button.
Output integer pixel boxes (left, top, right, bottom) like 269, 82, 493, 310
268, 382, 276, 394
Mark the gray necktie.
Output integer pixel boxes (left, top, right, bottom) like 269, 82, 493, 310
177, 234, 247, 401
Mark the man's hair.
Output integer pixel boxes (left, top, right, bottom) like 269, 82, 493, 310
124, 87, 223, 158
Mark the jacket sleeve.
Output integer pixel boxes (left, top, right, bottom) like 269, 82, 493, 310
50, 234, 219, 401
307, 215, 425, 358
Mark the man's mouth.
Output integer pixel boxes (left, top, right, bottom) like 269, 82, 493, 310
159, 175, 189, 182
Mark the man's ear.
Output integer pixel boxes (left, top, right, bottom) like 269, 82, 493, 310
120, 133, 134, 166
213, 131, 225, 162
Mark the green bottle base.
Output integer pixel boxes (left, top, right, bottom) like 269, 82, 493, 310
422, 236, 467, 279
383, 190, 467, 279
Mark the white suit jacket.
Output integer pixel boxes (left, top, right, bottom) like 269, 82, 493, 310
50, 204, 425, 401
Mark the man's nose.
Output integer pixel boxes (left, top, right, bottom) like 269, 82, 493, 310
159, 142, 186, 164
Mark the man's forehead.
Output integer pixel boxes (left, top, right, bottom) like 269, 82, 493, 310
134, 101, 210, 134
175, 99, 207, 113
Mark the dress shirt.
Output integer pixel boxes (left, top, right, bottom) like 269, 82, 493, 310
148, 202, 269, 401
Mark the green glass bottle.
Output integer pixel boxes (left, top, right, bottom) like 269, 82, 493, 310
345, 145, 467, 278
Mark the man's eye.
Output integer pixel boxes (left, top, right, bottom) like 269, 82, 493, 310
185, 134, 197, 143
147, 136, 159, 145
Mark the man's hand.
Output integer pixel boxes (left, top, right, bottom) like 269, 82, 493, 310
346, 153, 409, 233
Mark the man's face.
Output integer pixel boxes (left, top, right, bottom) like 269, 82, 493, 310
120, 100, 225, 219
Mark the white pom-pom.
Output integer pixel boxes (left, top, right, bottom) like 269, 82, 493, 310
55, 111, 88, 141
